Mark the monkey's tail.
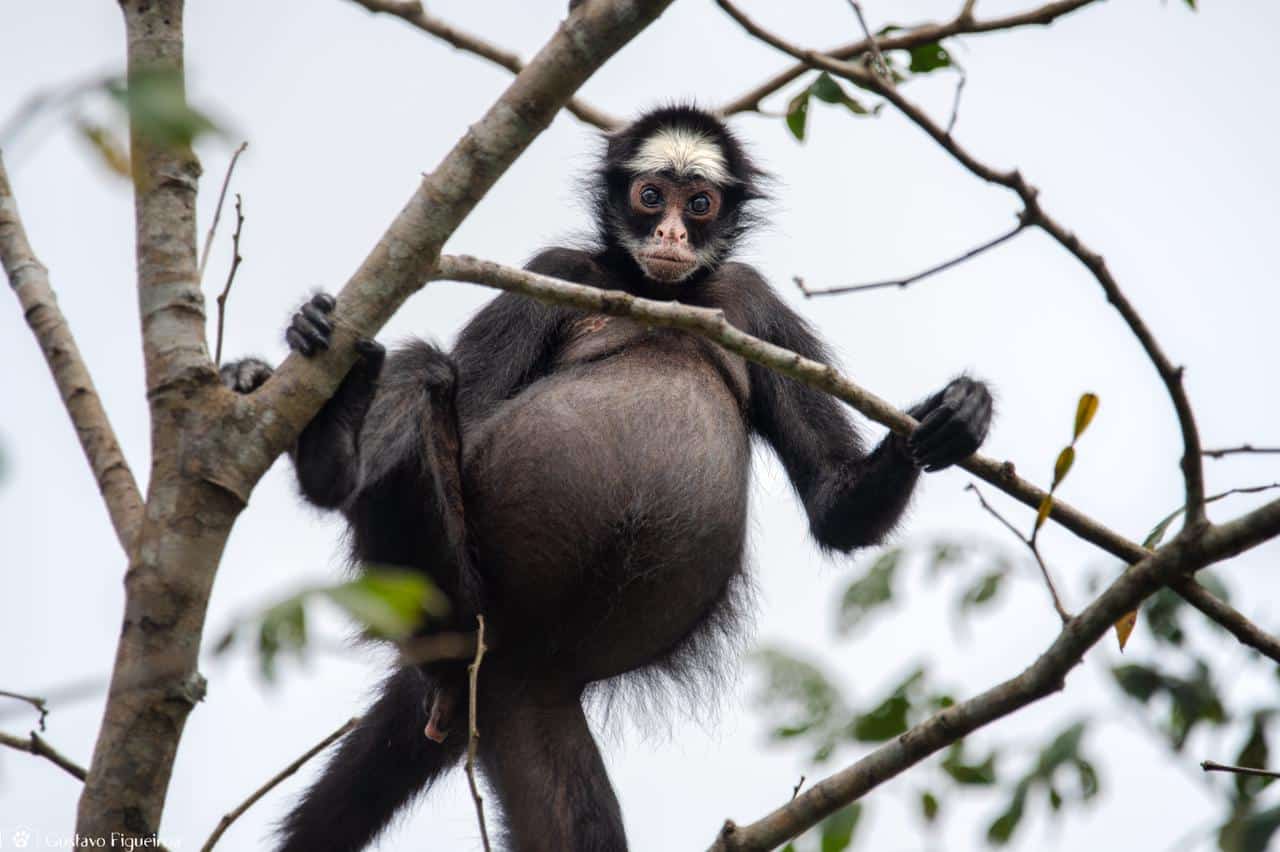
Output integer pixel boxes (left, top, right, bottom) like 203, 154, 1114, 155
275, 666, 465, 852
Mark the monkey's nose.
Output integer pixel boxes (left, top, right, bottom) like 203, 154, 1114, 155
654, 224, 688, 243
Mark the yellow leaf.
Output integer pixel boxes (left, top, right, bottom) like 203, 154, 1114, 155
1035, 494, 1053, 532
1114, 609, 1138, 651
1073, 393, 1099, 440
1052, 447, 1075, 489
77, 121, 131, 177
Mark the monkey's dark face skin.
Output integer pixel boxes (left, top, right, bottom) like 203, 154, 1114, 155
218, 105, 994, 852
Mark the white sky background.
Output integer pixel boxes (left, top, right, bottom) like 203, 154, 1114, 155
2, 1, 1280, 849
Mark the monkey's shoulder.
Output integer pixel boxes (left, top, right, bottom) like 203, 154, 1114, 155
524, 247, 605, 285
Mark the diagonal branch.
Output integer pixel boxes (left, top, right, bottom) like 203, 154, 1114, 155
708, 496, 1280, 851
715, 0, 1208, 528
344, 0, 621, 131
715, 0, 1102, 118
0, 730, 88, 782
0, 153, 144, 556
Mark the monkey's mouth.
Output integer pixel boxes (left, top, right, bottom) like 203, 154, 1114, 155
637, 248, 698, 282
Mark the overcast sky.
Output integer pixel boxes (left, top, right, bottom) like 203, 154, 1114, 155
3, 1, 1280, 850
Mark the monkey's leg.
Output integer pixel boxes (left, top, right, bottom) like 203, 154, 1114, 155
478, 677, 627, 852
275, 667, 465, 852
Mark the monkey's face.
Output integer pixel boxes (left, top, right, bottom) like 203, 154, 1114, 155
621, 174, 726, 283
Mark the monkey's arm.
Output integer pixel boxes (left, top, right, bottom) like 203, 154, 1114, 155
737, 269, 990, 552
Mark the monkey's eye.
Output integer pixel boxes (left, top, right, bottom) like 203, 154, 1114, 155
639, 186, 662, 208
688, 194, 712, 216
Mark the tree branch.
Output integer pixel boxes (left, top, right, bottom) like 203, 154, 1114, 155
465, 615, 492, 852
198, 140, 247, 283
0, 152, 145, 556
212, 193, 244, 366
966, 484, 1070, 623
1201, 760, 1280, 781
715, 0, 1208, 528
343, 0, 621, 131
715, 0, 1102, 118
1169, 576, 1280, 665
708, 496, 1280, 851
1204, 444, 1280, 459
201, 717, 358, 852
0, 730, 88, 782
794, 219, 1027, 298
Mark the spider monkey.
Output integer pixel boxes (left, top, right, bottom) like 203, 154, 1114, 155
222, 105, 993, 852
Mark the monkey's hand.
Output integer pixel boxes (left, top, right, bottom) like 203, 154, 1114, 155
285, 291, 386, 369
905, 376, 993, 472
220, 358, 273, 394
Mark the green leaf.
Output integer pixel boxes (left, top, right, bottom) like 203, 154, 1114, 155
1142, 506, 1183, 549
942, 742, 998, 785
810, 72, 846, 104
1182, 0, 1197, 8
906, 42, 952, 74
1219, 803, 1280, 852
987, 785, 1027, 844
1052, 446, 1075, 489
852, 695, 909, 742
1073, 393, 1099, 440
256, 597, 308, 682
837, 549, 900, 633
959, 570, 1004, 613
921, 790, 940, 822
106, 69, 218, 149
324, 569, 448, 640
819, 804, 862, 852
1111, 664, 1162, 703
786, 90, 810, 141
752, 648, 846, 743
76, 121, 130, 177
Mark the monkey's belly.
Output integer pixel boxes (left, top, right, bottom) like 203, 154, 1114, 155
464, 353, 751, 682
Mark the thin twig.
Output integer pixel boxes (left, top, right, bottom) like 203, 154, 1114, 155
966, 484, 1070, 623
794, 219, 1027, 298
198, 141, 247, 283
201, 717, 359, 852
213, 193, 245, 367
716, 0, 1208, 529
0, 690, 49, 731
0, 152, 144, 556
0, 730, 87, 781
466, 615, 492, 852
1201, 760, 1280, 780
1203, 445, 1280, 460
791, 776, 806, 800
945, 58, 968, 135
845, 1, 890, 80
344, 0, 620, 131
714, 0, 1102, 118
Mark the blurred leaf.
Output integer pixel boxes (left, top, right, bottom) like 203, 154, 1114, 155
1112, 663, 1162, 703
942, 742, 998, 785
1035, 494, 1053, 532
1199, 570, 1232, 604
1183, 0, 1197, 8
1233, 715, 1273, 800
786, 90, 810, 141
921, 790, 940, 822
906, 42, 952, 73
1220, 804, 1280, 852
324, 569, 448, 640
753, 648, 846, 744
838, 549, 900, 633
850, 668, 924, 742
819, 804, 862, 852
107, 69, 218, 149
1114, 609, 1138, 651
987, 784, 1027, 845
1052, 447, 1075, 489
928, 539, 971, 575
1073, 393, 1099, 439
1144, 587, 1187, 646
76, 121, 130, 177
255, 596, 307, 682
959, 570, 1004, 614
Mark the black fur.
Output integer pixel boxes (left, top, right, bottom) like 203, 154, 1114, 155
223, 106, 992, 852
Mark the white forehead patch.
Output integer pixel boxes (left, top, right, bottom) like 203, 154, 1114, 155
626, 126, 734, 186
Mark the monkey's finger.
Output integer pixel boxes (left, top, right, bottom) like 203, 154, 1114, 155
285, 326, 314, 357
310, 292, 336, 313
909, 405, 953, 448
920, 432, 980, 472
301, 302, 334, 334
291, 312, 331, 351
355, 338, 387, 367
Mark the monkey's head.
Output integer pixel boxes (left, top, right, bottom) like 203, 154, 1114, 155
597, 105, 765, 285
